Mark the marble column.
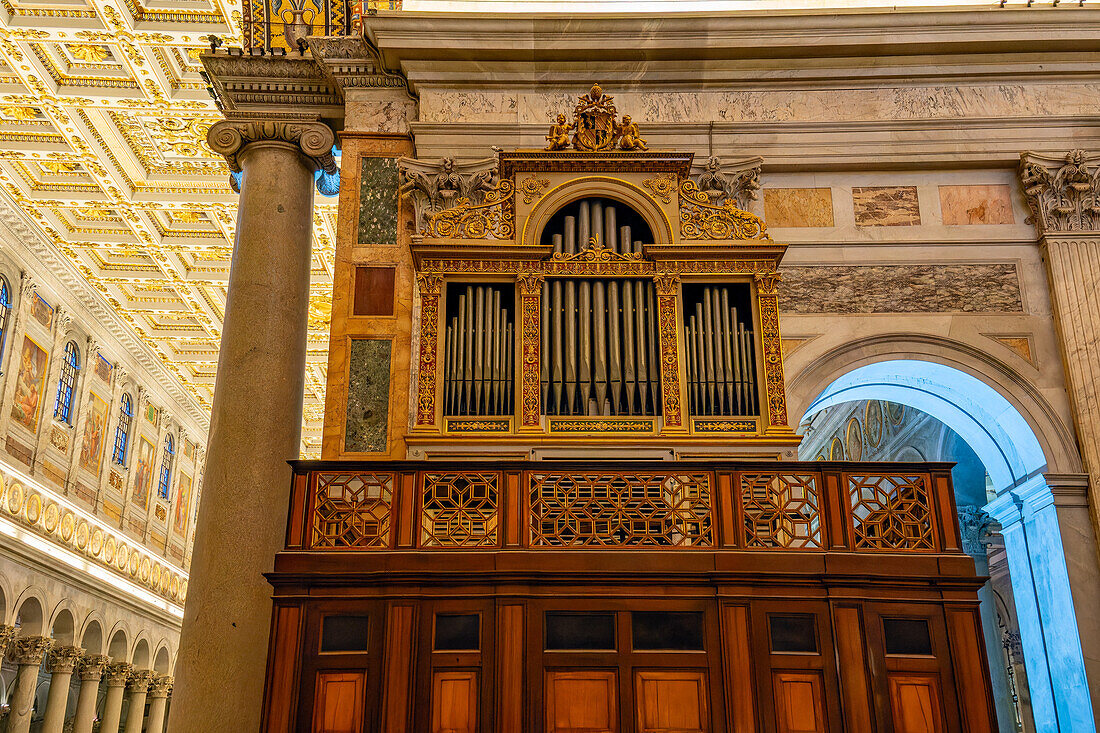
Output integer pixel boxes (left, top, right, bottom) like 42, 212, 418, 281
168, 117, 336, 733
41, 645, 82, 733
122, 670, 153, 733
71, 654, 110, 733
98, 662, 132, 733
5, 635, 52, 733
144, 675, 172, 733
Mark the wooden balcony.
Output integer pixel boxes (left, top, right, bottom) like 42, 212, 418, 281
282, 460, 966, 558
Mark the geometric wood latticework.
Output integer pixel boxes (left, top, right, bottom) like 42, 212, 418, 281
528, 472, 713, 547
848, 474, 935, 551
311, 472, 394, 548
420, 472, 499, 548
740, 473, 822, 549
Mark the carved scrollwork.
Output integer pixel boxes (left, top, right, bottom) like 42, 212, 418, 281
642, 173, 676, 204
679, 180, 769, 241
549, 238, 644, 265
689, 156, 762, 211
398, 156, 500, 234
207, 118, 338, 194
425, 178, 516, 240
1019, 150, 1100, 233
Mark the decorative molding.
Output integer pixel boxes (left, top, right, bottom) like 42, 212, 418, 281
679, 179, 769, 241
398, 156, 498, 234
1019, 150, 1100, 233
78, 654, 111, 681
46, 644, 84, 674
103, 661, 133, 687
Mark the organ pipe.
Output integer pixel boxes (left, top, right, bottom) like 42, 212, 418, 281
682, 284, 759, 417
443, 283, 514, 417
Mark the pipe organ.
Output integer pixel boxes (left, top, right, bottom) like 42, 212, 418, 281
286, 87, 997, 733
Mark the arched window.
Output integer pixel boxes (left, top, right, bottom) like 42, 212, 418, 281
157, 434, 174, 500
53, 341, 80, 424
0, 277, 11, 367
113, 393, 132, 465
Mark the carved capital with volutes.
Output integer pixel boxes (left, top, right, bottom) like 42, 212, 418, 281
148, 674, 174, 698
46, 644, 83, 674
207, 118, 338, 187
103, 661, 133, 687
7, 635, 52, 666
19, 271, 36, 297
754, 271, 782, 296
127, 668, 155, 693
517, 272, 545, 295
653, 272, 680, 297
78, 653, 111, 682
416, 271, 443, 297
1019, 150, 1100, 234
0, 625, 15, 656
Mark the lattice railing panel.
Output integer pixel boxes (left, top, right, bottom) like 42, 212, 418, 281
740, 473, 822, 548
421, 472, 499, 547
528, 472, 713, 547
311, 472, 394, 548
848, 474, 935, 551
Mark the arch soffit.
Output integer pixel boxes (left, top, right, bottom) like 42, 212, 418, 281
131, 634, 152, 667
521, 177, 673, 248
0, 574, 14, 625
106, 621, 131, 659
11, 587, 48, 636
152, 641, 172, 673
787, 334, 1082, 485
79, 614, 106, 654
47, 602, 77, 644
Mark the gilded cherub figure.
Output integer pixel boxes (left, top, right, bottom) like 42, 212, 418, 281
617, 115, 647, 151
545, 113, 573, 151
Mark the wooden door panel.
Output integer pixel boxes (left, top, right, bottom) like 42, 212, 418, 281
432, 671, 478, 733
635, 671, 708, 733
889, 674, 945, 733
313, 672, 365, 733
546, 670, 618, 733
773, 672, 826, 733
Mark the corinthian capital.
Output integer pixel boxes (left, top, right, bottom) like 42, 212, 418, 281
0, 625, 14, 656
148, 674, 174, 697
78, 653, 111, 681
1019, 150, 1100, 234
7, 635, 52, 666
47, 644, 83, 674
128, 669, 156, 692
103, 661, 133, 686
207, 117, 337, 183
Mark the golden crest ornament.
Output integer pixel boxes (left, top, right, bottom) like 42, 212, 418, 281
572, 83, 618, 152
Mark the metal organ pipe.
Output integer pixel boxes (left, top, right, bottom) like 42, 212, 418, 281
442, 284, 513, 417
620, 225, 636, 414
681, 284, 759, 417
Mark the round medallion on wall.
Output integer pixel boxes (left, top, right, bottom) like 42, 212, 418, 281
75, 519, 89, 549
830, 436, 845, 461
116, 543, 129, 571
170, 575, 180, 597
24, 493, 42, 524
151, 563, 162, 586
886, 401, 905, 426
129, 552, 139, 577
864, 400, 884, 448
60, 511, 74, 542
90, 527, 103, 556
103, 535, 116, 564
846, 418, 863, 462
6, 483, 24, 515
179, 579, 187, 601
43, 502, 59, 533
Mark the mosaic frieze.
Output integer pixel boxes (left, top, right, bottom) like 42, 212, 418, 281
344, 339, 391, 453
358, 157, 399, 245
778, 264, 1023, 314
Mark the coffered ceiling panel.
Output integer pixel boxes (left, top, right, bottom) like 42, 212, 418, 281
0, 0, 338, 456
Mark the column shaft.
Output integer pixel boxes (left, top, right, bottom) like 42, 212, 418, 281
144, 676, 172, 733
71, 655, 109, 733
170, 120, 327, 732
42, 645, 83, 733
99, 663, 133, 733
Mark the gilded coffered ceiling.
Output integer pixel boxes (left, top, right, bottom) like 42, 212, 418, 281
0, 0, 339, 455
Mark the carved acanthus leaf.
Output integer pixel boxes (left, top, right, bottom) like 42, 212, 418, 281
1019, 150, 1100, 233
688, 156, 763, 211
397, 156, 499, 235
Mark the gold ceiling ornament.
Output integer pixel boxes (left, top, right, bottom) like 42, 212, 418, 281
1, 105, 38, 120
544, 83, 648, 153
67, 43, 112, 64
679, 179, 769, 241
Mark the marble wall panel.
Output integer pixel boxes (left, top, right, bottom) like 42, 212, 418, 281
778, 264, 1023, 314
358, 158, 399, 245
852, 186, 920, 227
939, 185, 1015, 225
421, 84, 1100, 125
763, 188, 834, 228
344, 338, 392, 453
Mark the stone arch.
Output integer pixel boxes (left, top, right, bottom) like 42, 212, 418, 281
521, 176, 674, 247
786, 333, 1082, 485
0, 575, 10, 626
80, 616, 104, 655
152, 643, 171, 674
132, 636, 151, 669
48, 606, 76, 645
12, 588, 46, 636
107, 624, 129, 661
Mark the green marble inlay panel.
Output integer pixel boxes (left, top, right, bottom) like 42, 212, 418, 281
344, 339, 391, 453
358, 157, 399, 245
